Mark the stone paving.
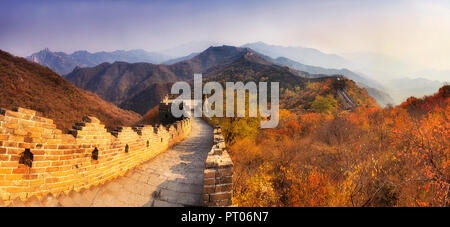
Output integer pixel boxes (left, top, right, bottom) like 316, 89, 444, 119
8, 117, 213, 207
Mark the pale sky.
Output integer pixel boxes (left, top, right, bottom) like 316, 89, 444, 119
1, 0, 450, 71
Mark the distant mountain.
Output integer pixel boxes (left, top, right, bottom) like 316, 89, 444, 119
66, 45, 251, 110
203, 50, 377, 111
385, 77, 445, 104
204, 50, 308, 89
268, 56, 379, 85
67, 45, 377, 114
27, 48, 172, 75
357, 84, 394, 106
262, 56, 392, 106
242, 42, 352, 69
241, 42, 447, 105
412, 69, 450, 82
66, 62, 182, 106
162, 41, 221, 57
0, 50, 141, 132
27, 49, 78, 76
341, 52, 449, 103
162, 52, 199, 65
341, 52, 415, 81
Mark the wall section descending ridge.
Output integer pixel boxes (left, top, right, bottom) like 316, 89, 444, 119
202, 127, 234, 207
0, 107, 191, 204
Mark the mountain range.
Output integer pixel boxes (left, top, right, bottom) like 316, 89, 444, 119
155, 46, 394, 107
65, 45, 377, 115
241, 42, 447, 104
242, 42, 352, 69
262, 56, 393, 106
26, 42, 445, 107
384, 77, 444, 104
27, 48, 172, 75
65, 46, 253, 109
0, 50, 141, 132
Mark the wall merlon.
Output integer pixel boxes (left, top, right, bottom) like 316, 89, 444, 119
13, 107, 37, 116
82, 116, 100, 124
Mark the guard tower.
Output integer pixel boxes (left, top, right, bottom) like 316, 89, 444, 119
159, 95, 185, 124
333, 75, 346, 89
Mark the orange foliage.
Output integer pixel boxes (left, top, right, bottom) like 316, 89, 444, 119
284, 167, 331, 206
140, 105, 159, 124
228, 85, 449, 207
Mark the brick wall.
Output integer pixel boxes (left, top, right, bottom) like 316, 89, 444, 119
202, 127, 233, 207
0, 107, 191, 204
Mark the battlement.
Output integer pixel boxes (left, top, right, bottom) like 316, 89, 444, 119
202, 127, 233, 207
0, 107, 191, 204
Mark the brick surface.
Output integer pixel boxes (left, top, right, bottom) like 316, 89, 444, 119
1, 114, 215, 207
202, 125, 234, 207
0, 107, 200, 205
0, 106, 235, 207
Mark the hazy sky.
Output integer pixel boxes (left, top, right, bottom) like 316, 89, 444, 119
1, 0, 450, 71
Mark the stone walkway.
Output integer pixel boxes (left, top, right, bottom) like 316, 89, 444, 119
9, 117, 213, 207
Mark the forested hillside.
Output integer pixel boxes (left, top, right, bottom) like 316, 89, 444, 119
209, 85, 449, 206
0, 50, 141, 132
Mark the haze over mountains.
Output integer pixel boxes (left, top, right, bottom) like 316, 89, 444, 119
241, 42, 447, 104
385, 77, 445, 104
65, 46, 252, 110
64, 45, 378, 115
165, 41, 448, 83
161, 44, 395, 106
27, 48, 172, 75
65, 46, 256, 114
412, 69, 450, 82
27, 44, 395, 107
242, 42, 352, 70
165, 41, 392, 89
161, 41, 222, 57
26, 41, 448, 106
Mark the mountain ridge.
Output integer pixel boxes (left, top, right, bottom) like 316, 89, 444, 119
66, 45, 254, 108
242, 42, 352, 69
0, 50, 141, 132
66, 45, 377, 114
27, 48, 172, 75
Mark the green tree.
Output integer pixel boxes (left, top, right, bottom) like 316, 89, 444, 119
310, 94, 338, 114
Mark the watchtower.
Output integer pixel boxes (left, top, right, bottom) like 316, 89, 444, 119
159, 95, 184, 124
333, 75, 346, 90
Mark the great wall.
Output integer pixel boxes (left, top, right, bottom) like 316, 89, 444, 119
202, 127, 233, 206
0, 100, 234, 207
311, 75, 357, 110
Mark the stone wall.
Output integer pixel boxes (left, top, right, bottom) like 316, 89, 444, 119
202, 127, 233, 207
0, 107, 191, 204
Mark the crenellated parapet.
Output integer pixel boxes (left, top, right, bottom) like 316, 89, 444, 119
0, 107, 191, 204
202, 127, 233, 207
